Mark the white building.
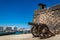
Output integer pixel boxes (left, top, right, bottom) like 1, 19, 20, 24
14, 27, 17, 31
0, 27, 4, 31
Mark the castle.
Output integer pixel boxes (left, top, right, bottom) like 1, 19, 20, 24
33, 4, 60, 34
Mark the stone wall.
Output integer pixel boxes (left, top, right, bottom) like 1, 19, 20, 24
33, 9, 60, 34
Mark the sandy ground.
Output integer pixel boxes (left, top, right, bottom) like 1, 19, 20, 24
0, 34, 60, 40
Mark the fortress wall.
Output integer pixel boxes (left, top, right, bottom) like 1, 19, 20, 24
33, 9, 60, 33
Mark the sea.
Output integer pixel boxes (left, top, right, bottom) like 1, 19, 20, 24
14, 32, 24, 34
0, 31, 30, 36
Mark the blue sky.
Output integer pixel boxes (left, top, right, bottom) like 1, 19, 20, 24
0, 0, 60, 28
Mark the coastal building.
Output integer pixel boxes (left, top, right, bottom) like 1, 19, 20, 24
0, 27, 4, 31
5, 27, 12, 32
14, 27, 17, 31
19, 28, 26, 32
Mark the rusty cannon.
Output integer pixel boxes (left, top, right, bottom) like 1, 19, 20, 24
28, 22, 55, 39
28, 3, 60, 39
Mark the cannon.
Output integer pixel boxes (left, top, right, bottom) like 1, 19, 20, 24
28, 22, 55, 39
28, 3, 60, 39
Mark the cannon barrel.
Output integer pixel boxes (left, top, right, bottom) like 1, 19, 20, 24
28, 22, 39, 26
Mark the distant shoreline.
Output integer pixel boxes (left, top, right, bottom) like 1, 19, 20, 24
0, 31, 31, 36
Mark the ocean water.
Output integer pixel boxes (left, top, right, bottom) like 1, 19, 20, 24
0, 31, 24, 35
0, 31, 30, 36
15, 32, 23, 34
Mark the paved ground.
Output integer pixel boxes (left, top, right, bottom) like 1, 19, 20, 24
0, 34, 60, 40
